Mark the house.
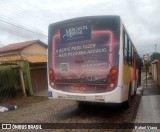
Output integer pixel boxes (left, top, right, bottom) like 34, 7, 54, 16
151, 59, 160, 86
0, 40, 48, 98
151, 59, 158, 82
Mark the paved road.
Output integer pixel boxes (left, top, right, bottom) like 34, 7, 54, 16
0, 93, 142, 131
0, 96, 141, 123
135, 79, 160, 124
4, 79, 160, 131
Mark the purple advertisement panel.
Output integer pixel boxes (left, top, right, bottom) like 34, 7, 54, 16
51, 20, 119, 93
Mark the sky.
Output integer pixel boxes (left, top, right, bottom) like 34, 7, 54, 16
0, 0, 160, 56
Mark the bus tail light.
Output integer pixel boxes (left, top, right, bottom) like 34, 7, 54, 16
107, 65, 118, 92
49, 67, 55, 87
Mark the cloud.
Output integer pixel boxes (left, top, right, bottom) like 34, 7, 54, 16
0, 0, 160, 56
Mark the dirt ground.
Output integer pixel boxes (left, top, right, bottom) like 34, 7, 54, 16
0, 96, 48, 108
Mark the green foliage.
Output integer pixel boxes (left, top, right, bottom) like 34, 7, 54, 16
144, 60, 151, 71
0, 68, 21, 100
26, 88, 31, 96
0, 61, 34, 98
150, 52, 160, 61
23, 60, 33, 95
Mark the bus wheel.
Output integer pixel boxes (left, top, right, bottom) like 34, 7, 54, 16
134, 86, 137, 96
124, 86, 131, 108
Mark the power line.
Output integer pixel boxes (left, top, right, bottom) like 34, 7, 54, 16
0, 0, 158, 55
0, 0, 49, 45
0, 16, 47, 35
0, 0, 49, 37
0, 20, 48, 45
0, 0, 47, 23
0, 1, 48, 43
0, 18, 47, 38
0, 0, 48, 30
0, 25, 38, 39
3, 0, 45, 20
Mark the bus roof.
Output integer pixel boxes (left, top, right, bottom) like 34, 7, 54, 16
49, 15, 120, 28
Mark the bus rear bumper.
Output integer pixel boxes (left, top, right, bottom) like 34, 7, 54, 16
48, 86, 126, 103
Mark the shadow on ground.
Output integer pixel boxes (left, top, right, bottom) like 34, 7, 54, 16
53, 95, 141, 123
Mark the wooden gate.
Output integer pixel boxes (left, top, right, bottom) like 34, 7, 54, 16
30, 68, 47, 94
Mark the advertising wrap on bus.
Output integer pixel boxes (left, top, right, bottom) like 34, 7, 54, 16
48, 19, 120, 94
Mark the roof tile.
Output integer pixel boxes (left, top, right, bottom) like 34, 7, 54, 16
0, 40, 47, 53
0, 54, 47, 63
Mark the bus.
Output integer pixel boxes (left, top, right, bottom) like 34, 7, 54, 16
48, 16, 142, 108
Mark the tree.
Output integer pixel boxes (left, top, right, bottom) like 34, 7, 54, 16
150, 52, 160, 61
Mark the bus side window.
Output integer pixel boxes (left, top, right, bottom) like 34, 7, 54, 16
123, 30, 128, 65
130, 42, 133, 66
131, 44, 134, 67
128, 40, 131, 65
128, 41, 133, 67
127, 35, 130, 65
123, 31, 134, 67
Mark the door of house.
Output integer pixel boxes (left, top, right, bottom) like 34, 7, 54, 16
30, 68, 47, 94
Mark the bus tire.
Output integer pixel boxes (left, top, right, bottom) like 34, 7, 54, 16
124, 85, 131, 108
134, 86, 137, 96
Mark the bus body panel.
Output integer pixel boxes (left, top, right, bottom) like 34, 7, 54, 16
48, 16, 121, 95
48, 85, 125, 103
48, 16, 141, 104
120, 19, 141, 101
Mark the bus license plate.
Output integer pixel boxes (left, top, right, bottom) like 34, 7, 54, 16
70, 86, 86, 92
